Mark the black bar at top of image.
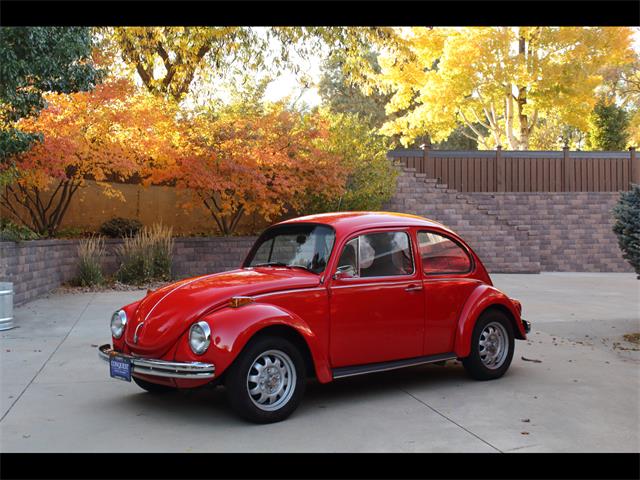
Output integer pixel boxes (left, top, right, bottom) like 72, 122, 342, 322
0, 0, 639, 27
1, 453, 640, 480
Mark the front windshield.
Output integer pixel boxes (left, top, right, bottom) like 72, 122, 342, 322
244, 224, 335, 274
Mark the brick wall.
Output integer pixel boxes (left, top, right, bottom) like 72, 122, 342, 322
465, 192, 628, 272
385, 166, 630, 273
0, 237, 257, 306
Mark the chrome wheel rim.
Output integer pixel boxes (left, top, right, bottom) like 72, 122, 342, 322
247, 349, 296, 411
479, 321, 509, 369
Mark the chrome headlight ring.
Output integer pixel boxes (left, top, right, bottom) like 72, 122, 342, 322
111, 310, 127, 339
189, 321, 211, 355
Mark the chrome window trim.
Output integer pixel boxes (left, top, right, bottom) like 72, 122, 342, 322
334, 229, 416, 280
331, 280, 419, 289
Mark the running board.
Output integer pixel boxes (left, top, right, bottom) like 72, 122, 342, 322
332, 353, 457, 379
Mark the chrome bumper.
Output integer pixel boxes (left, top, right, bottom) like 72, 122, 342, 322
98, 344, 215, 379
522, 319, 531, 334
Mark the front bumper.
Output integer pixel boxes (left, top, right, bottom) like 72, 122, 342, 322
98, 344, 215, 380
522, 319, 531, 334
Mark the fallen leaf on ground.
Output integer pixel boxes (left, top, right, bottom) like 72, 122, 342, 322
521, 432, 530, 435
521, 418, 530, 423
521, 356, 542, 363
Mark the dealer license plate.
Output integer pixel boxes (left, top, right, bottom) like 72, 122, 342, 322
110, 355, 132, 382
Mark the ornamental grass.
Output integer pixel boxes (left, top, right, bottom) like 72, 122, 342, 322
116, 223, 174, 284
76, 235, 106, 286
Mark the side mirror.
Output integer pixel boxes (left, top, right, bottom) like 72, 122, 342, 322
333, 265, 356, 280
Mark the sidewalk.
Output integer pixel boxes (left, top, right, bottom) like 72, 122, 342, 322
1, 273, 638, 452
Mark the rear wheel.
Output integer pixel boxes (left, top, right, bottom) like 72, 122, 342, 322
133, 376, 175, 393
225, 336, 306, 424
462, 310, 514, 380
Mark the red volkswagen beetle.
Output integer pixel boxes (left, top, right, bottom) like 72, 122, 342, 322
99, 212, 530, 423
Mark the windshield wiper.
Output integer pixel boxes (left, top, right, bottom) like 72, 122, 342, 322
253, 262, 315, 273
286, 264, 315, 273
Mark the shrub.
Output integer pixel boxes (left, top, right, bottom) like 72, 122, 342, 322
116, 223, 174, 284
76, 235, 106, 286
100, 217, 143, 238
302, 110, 397, 214
0, 218, 40, 242
612, 184, 640, 278
55, 226, 92, 239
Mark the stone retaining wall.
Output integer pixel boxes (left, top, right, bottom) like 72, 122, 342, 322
385, 166, 630, 273
0, 237, 256, 306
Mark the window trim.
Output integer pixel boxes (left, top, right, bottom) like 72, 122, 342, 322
334, 229, 416, 280
417, 229, 474, 276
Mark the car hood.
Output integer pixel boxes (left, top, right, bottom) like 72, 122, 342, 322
125, 268, 320, 355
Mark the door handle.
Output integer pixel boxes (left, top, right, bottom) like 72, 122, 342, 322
405, 284, 423, 292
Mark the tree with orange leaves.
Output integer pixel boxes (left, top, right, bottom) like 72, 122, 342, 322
1, 79, 180, 236
178, 102, 345, 235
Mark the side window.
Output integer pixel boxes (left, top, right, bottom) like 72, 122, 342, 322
418, 231, 471, 274
336, 238, 358, 277
360, 231, 414, 277
335, 231, 414, 278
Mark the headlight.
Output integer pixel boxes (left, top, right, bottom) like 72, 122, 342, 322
189, 321, 211, 355
111, 310, 127, 339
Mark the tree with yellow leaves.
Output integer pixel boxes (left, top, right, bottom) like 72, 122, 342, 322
105, 27, 405, 102
373, 27, 636, 150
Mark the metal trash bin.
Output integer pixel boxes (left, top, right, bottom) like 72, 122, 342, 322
0, 282, 14, 331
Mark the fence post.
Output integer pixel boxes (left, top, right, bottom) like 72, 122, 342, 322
562, 146, 571, 191
496, 146, 505, 192
423, 143, 434, 178
630, 147, 639, 188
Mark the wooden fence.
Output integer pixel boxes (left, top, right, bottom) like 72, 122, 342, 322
388, 147, 639, 192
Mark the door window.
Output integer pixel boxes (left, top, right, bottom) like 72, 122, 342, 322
336, 231, 414, 278
418, 231, 471, 274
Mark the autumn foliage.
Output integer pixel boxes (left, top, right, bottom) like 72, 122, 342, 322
1, 82, 357, 237
372, 27, 636, 149
177, 104, 346, 235
0, 80, 179, 236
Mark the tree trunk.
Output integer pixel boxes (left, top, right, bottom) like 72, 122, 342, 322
1, 179, 80, 236
516, 32, 531, 150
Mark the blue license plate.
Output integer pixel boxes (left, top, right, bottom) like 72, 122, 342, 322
110, 355, 132, 382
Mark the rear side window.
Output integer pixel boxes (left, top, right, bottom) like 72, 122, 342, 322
418, 231, 471, 275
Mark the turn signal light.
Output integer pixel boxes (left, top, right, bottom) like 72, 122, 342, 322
229, 296, 254, 308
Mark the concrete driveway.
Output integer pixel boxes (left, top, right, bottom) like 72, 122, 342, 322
1, 273, 638, 452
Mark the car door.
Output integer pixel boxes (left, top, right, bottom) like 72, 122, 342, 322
329, 228, 425, 367
417, 230, 482, 355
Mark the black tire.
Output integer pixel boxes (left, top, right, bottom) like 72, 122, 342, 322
133, 376, 175, 393
225, 335, 306, 424
462, 310, 515, 380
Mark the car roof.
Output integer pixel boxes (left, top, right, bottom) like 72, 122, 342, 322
277, 211, 456, 236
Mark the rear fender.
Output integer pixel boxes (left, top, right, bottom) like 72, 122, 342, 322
454, 284, 526, 358
175, 303, 332, 383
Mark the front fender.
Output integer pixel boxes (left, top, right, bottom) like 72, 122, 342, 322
175, 303, 332, 383
453, 284, 526, 358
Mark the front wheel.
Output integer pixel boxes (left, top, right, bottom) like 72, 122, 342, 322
462, 310, 515, 380
225, 336, 306, 424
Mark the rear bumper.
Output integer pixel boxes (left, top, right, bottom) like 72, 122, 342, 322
98, 344, 215, 380
522, 319, 531, 334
